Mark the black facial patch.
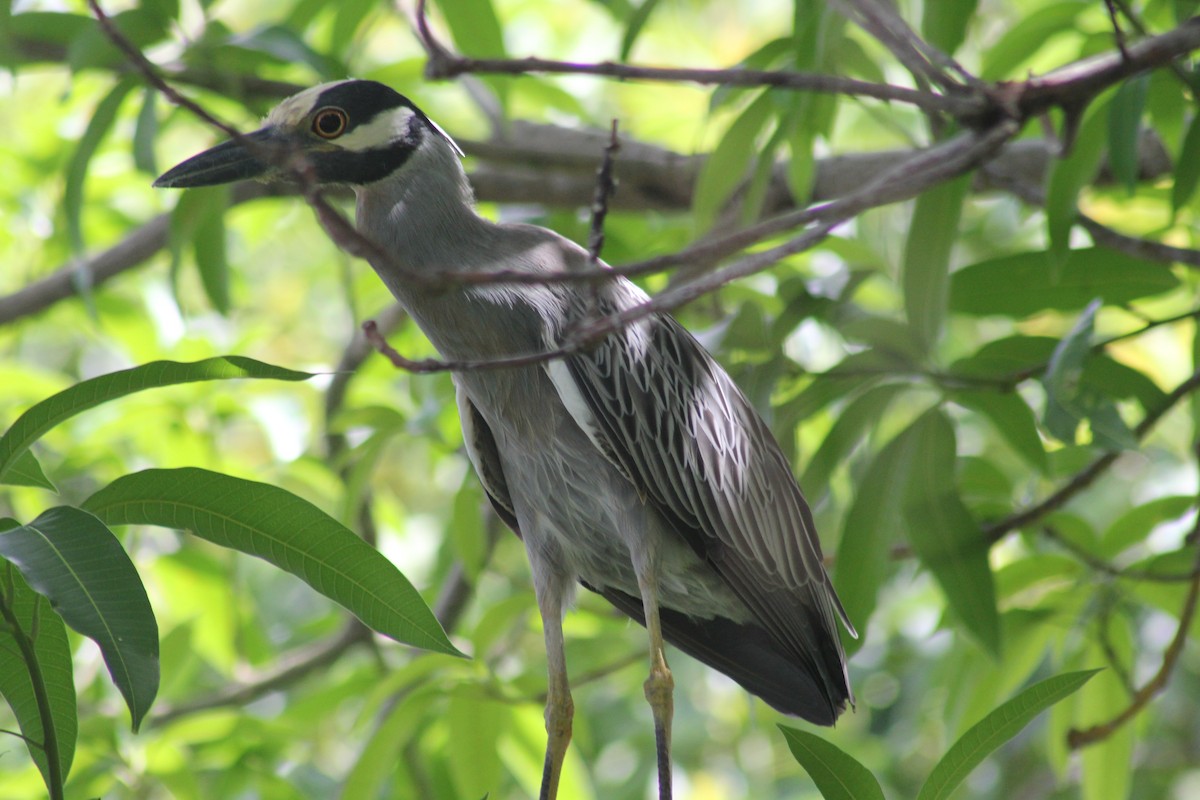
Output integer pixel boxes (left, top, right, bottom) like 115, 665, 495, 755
313, 145, 418, 186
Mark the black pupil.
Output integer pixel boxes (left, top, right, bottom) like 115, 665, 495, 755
317, 111, 343, 136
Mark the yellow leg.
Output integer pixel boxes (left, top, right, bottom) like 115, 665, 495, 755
637, 568, 674, 800
536, 583, 573, 800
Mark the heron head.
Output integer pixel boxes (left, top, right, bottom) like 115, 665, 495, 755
153, 79, 462, 189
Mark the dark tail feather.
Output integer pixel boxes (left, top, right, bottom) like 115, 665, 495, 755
585, 583, 848, 725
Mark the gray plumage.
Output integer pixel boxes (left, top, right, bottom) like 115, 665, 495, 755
155, 79, 855, 796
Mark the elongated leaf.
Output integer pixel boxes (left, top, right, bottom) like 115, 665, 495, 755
0, 507, 158, 731
83, 468, 462, 656
620, 0, 662, 61
192, 186, 232, 314
1172, 109, 1200, 213
132, 87, 158, 175
904, 409, 1000, 655
0, 559, 77, 792
1046, 98, 1109, 260
904, 174, 969, 350
921, 0, 977, 56
917, 669, 1100, 800
981, 3, 1086, 80
64, 78, 137, 255
802, 383, 906, 498
1108, 76, 1149, 194
949, 247, 1178, 317
834, 422, 920, 651
0, 357, 313, 485
1101, 495, 1195, 559
694, 90, 775, 230
779, 726, 885, 800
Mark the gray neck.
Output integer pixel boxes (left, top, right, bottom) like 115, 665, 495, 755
353, 138, 497, 304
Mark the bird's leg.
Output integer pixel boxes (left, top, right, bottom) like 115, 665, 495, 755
534, 576, 573, 800
635, 558, 674, 800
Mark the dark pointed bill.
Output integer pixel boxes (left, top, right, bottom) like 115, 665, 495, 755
153, 127, 282, 189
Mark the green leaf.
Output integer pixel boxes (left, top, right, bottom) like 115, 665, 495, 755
448, 689, 509, 798
903, 409, 1001, 655
83, 468, 462, 656
693, 90, 775, 231
192, 185, 232, 314
1043, 300, 1137, 450
834, 422, 920, 652
1079, 631, 1134, 800
620, 0, 662, 61
948, 247, 1179, 317
0, 507, 159, 731
7, 450, 56, 491
1171, 108, 1200, 213
917, 669, 1100, 800
66, 10, 167, 71
903, 174, 970, 350
63, 78, 137, 255
1046, 98, 1110, 261
132, 87, 159, 176
921, 0, 977, 55
779, 726, 885, 800
950, 390, 1046, 472
801, 383, 906, 499
980, 3, 1086, 80
1100, 495, 1195, 558
233, 25, 343, 79
0, 357, 314, 486
0, 562, 77, 792
1108, 76, 1149, 194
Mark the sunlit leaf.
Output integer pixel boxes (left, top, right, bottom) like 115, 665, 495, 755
0, 507, 158, 731
0, 357, 314, 486
779, 726, 885, 800
980, 3, 1086, 79
6, 451, 56, 491
620, 0, 662, 61
83, 468, 462, 656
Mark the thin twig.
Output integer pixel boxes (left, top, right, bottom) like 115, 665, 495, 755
411, 0, 976, 118
586, 120, 620, 265
1067, 541, 1200, 748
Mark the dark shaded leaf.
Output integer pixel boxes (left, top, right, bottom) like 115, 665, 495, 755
83, 468, 462, 656
1046, 99, 1109, 260
0, 507, 158, 731
1108, 76, 1149, 194
918, 670, 1100, 800
0, 560, 77, 792
1173, 110, 1200, 213
132, 87, 158, 176
949, 248, 1178, 317
0, 357, 313, 486
779, 726, 885, 800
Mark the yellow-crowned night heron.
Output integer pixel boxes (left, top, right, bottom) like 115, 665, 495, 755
155, 80, 855, 799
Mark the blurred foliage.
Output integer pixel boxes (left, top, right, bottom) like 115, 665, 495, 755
3, 0, 1200, 798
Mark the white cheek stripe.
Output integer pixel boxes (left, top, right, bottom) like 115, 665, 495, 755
337, 108, 416, 152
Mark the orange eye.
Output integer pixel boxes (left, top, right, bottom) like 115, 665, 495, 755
312, 108, 348, 139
